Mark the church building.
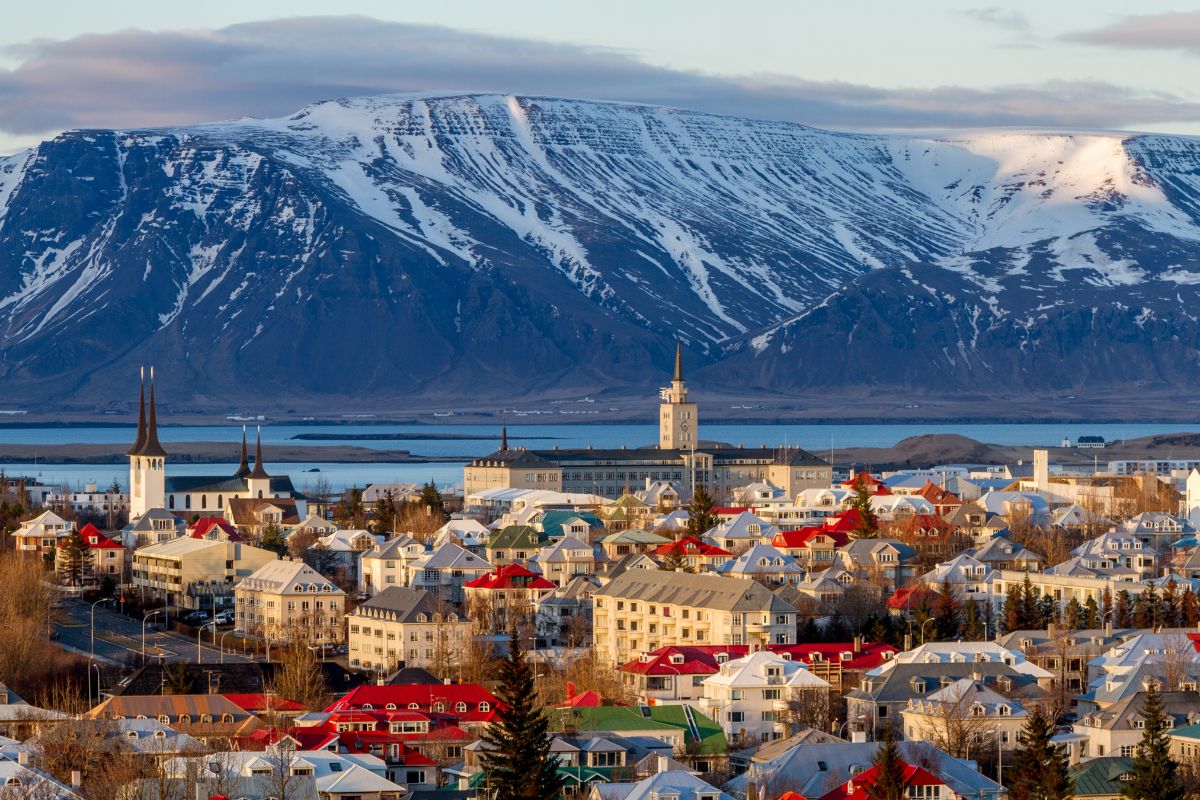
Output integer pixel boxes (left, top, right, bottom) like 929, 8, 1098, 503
126, 370, 305, 522
464, 345, 832, 502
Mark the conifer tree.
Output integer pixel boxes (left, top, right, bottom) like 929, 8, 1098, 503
868, 728, 907, 800
1007, 705, 1071, 800
1003, 584, 1023, 633
481, 636, 563, 800
1020, 574, 1040, 628
933, 579, 962, 639
963, 598, 985, 641
1082, 596, 1101, 629
419, 480, 446, 519
57, 528, 90, 588
1115, 590, 1134, 627
1162, 579, 1181, 627
1183, 588, 1200, 626
686, 486, 718, 536
1063, 597, 1083, 630
849, 477, 880, 539
1122, 689, 1184, 800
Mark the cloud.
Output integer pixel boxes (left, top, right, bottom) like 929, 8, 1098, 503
0, 15, 1197, 143
962, 7, 1032, 32
1063, 12, 1200, 54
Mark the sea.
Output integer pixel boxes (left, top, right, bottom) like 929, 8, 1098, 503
1, 421, 1194, 494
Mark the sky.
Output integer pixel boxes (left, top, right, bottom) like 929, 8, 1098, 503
2, 1, 1199, 154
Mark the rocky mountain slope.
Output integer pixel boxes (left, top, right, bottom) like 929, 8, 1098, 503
0, 93, 1198, 415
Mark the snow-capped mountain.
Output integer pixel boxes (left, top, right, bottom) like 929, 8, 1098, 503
0, 93, 1198, 413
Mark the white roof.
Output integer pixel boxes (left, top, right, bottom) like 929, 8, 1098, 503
719, 542, 803, 577
236, 559, 345, 595
410, 542, 492, 571
610, 770, 732, 800
316, 529, 381, 552
703, 650, 830, 690
0, 760, 82, 800
875, 642, 1051, 678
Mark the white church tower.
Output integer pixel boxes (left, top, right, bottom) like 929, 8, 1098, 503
128, 367, 167, 517
659, 343, 698, 450
1187, 468, 1200, 528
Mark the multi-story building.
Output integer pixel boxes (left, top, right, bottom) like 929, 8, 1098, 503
358, 535, 427, 596
133, 537, 277, 610
346, 587, 474, 674
592, 570, 798, 666
900, 678, 1029, 753
699, 650, 832, 747
11, 510, 71, 556
463, 564, 557, 630
55, 523, 126, 584
403, 542, 493, 604
463, 350, 831, 503
234, 559, 347, 644
533, 536, 595, 586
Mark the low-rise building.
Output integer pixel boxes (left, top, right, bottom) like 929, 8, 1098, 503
534, 535, 596, 586
358, 535, 427, 596
346, 587, 473, 674
900, 677, 1028, 753
404, 542, 493, 603
592, 571, 798, 666
133, 537, 277, 610
464, 563, 557, 630
699, 650, 831, 747
234, 559, 347, 644
11, 510, 71, 556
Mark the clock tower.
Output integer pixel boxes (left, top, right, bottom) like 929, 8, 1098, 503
659, 343, 698, 450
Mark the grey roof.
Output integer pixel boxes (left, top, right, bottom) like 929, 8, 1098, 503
352, 587, 463, 624
848, 662, 1046, 704
1082, 690, 1200, 731
596, 570, 797, 614
841, 538, 916, 563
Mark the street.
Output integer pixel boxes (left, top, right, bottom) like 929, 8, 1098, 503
53, 598, 258, 665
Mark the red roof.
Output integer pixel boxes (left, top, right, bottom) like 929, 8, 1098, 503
189, 517, 241, 541
713, 507, 751, 516
654, 537, 732, 557
464, 563, 556, 591
327, 683, 500, 723
620, 642, 897, 675
897, 515, 958, 536
840, 472, 891, 495
772, 527, 850, 549
223, 693, 305, 713
79, 523, 123, 549
560, 690, 606, 708
887, 585, 939, 611
818, 761, 945, 800
917, 481, 962, 507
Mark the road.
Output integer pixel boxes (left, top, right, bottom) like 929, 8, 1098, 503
53, 598, 257, 665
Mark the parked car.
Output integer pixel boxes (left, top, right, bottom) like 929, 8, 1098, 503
182, 611, 210, 625
214, 610, 235, 625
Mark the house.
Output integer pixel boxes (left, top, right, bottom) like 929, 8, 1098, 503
463, 563, 557, 629
133, 537, 278, 611
187, 516, 242, 541
85, 694, 260, 743
1072, 532, 1159, 578
538, 509, 603, 540
816, 759, 951, 800
837, 538, 916, 591
944, 501, 1009, 544
919, 554, 993, 597
966, 536, 1043, 572
550, 705, 728, 775
485, 525, 545, 566
892, 515, 965, 567
122, 508, 186, 549
403, 542, 493, 603
770, 528, 847, 571
287, 513, 340, 538
346, 587, 473, 674
1074, 690, 1200, 760
996, 626, 1136, 698
717, 541, 804, 586
704, 512, 778, 552
362, 483, 421, 504
160, 749, 408, 800
11, 510, 71, 556
313, 529, 382, 581
327, 682, 499, 732
700, 651, 831, 747
653, 537, 732, 572
900, 678, 1028, 752
0, 684, 68, 739
636, 481, 683, 511
432, 518, 490, 552
228, 497, 303, 536
592, 571, 797, 666
600, 529, 673, 560
794, 566, 860, 605
0, 755, 83, 800
916, 481, 963, 517
536, 575, 598, 647
234, 559, 347, 644
358, 535, 426, 597
1078, 436, 1107, 449
55, 522, 126, 583
1067, 757, 1137, 800
534, 536, 597, 586
587, 769, 732, 800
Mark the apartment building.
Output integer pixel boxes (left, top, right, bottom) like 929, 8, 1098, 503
346, 587, 474, 674
592, 571, 798, 666
234, 559, 347, 644
133, 537, 277, 610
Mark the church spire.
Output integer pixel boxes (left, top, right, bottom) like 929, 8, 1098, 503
501, 424, 508, 451
673, 342, 685, 383
127, 367, 147, 456
249, 426, 270, 480
234, 426, 251, 478
139, 366, 168, 458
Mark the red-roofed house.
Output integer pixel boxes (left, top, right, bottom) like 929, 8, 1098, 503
841, 471, 892, 495
887, 585, 940, 615
771, 527, 849, 570
892, 514, 965, 566
328, 684, 500, 727
55, 523, 127, 583
188, 517, 242, 541
463, 563, 556, 629
222, 693, 305, 716
917, 481, 963, 517
712, 507, 751, 522
653, 537, 732, 571
818, 760, 949, 800
620, 641, 897, 703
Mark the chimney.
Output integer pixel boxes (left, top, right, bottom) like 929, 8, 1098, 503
71, 771, 82, 788
656, 754, 670, 774
853, 634, 863, 654
851, 730, 867, 743
443, 677, 452, 685
17, 751, 28, 767
646, 477, 652, 491
903, 633, 913, 652
566, 681, 576, 698
1047, 622, 1058, 638
1105, 620, 1113, 637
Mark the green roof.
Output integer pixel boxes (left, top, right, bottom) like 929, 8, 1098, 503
487, 525, 543, 549
601, 529, 672, 545
551, 705, 727, 755
1172, 721, 1200, 741
540, 510, 603, 537
1068, 757, 1135, 797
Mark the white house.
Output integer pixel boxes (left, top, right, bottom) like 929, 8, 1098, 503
699, 650, 830, 746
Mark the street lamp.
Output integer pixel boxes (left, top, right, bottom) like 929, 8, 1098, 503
142, 610, 163, 665
920, 617, 935, 645
88, 659, 101, 705
197, 621, 217, 663
219, 629, 240, 664
89, 598, 106, 659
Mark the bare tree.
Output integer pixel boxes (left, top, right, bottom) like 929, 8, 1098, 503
904, 681, 997, 761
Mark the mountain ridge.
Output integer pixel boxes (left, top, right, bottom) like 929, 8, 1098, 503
1, 93, 1199, 416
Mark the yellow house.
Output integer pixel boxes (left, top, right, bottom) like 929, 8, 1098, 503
133, 537, 277, 610
235, 559, 347, 644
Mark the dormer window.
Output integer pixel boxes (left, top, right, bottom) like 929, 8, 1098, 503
670, 654, 685, 665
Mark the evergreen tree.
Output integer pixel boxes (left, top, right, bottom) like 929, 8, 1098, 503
1020, 574, 1039, 628
56, 528, 90, 587
1122, 689, 1184, 800
799, 617, 823, 644
1162, 579, 1181, 627
933, 579, 962, 640
1103, 588, 1114, 623
1082, 596, 1101, 629
686, 486, 718, 536
1063, 597, 1083, 630
164, 662, 196, 694
1183, 588, 1200, 626
481, 636, 563, 800
419, 480, 446, 518
1007, 705, 1072, 800
868, 728, 908, 800
257, 523, 287, 556
1037, 595, 1058, 628
1003, 584, 1023, 633
659, 548, 689, 573
1115, 590, 1134, 627
963, 598, 985, 641
849, 477, 880, 539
